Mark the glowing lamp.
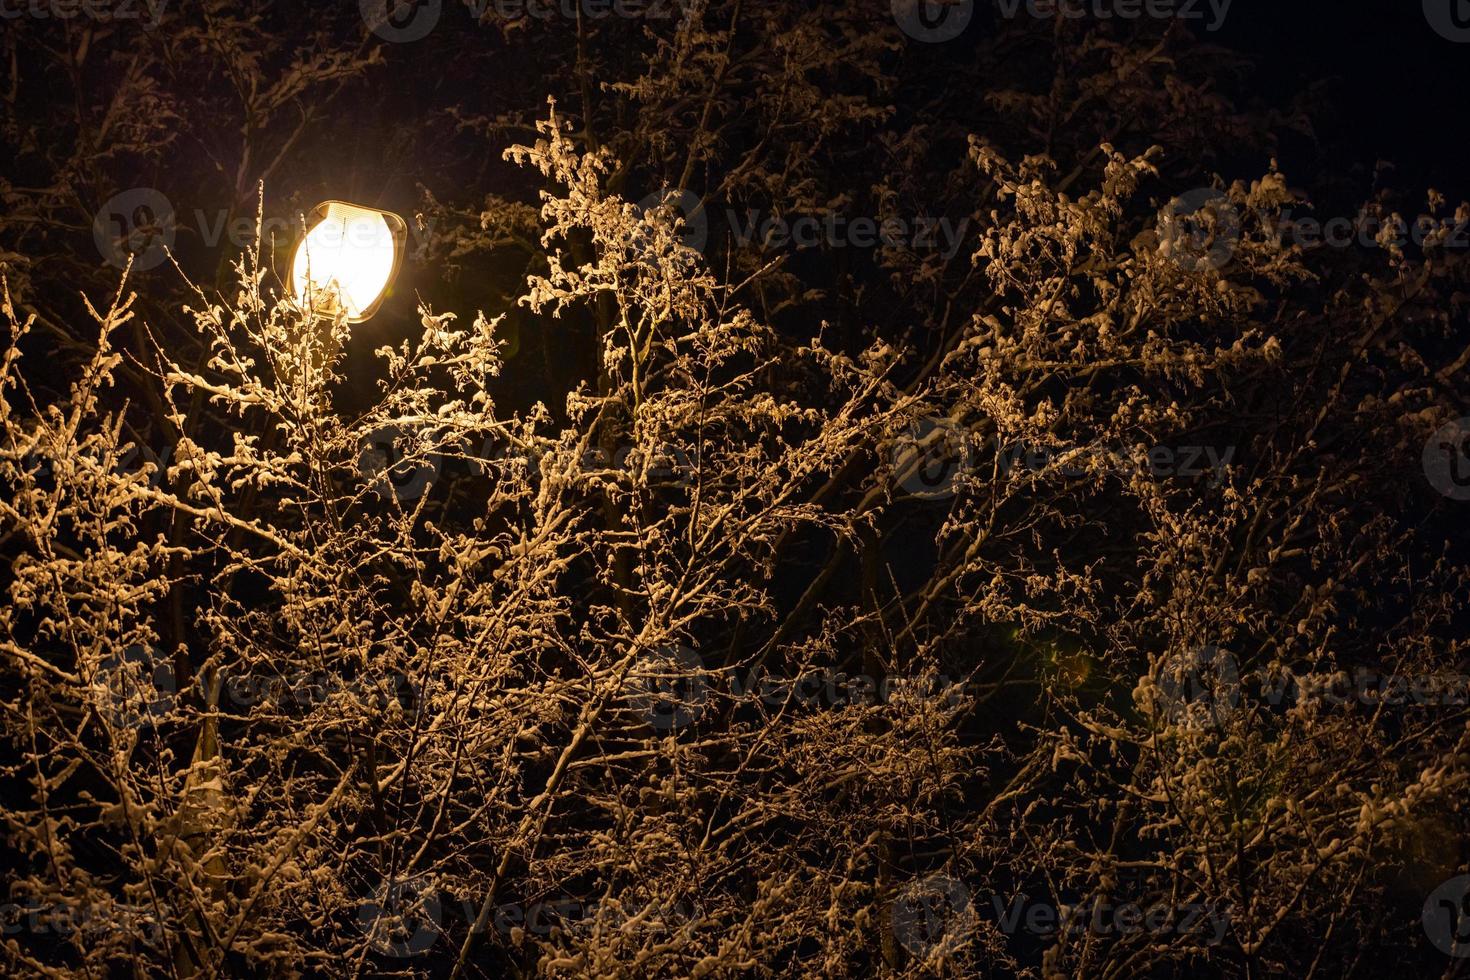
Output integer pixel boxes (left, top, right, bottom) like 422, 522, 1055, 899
291, 201, 407, 323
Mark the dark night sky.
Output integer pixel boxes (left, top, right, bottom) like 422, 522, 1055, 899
1212, 0, 1469, 196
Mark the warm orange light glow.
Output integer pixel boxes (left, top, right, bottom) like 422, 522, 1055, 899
291, 201, 406, 323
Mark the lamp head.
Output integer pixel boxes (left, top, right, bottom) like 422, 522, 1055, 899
290, 201, 407, 324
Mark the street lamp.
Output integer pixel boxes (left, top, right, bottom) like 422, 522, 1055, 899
291, 201, 407, 323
